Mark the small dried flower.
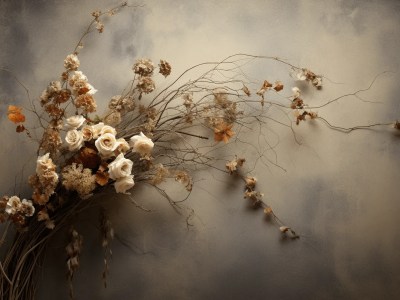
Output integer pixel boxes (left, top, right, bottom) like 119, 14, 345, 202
74, 94, 97, 113
264, 206, 273, 215
174, 170, 193, 191
292, 87, 301, 99
133, 58, 154, 76
307, 111, 318, 119
137, 76, 155, 94
47, 81, 62, 94
92, 10, 101, 19
20, 199, 35, 217
150, 164, 169, 185
226, 157, 245, 174
256, 80, 273, 97
214, 122, 235, 143
36, 153, 56, 175
183, 93, 193, 108
5, 196, 21, 215
64, 54, 80, 71
96, 21, 104, 33
159, 59, 171, 77
279, 226, 290, 233
104, 111, 122, 127
245, 176, 257, 189
312, 77, 323, 89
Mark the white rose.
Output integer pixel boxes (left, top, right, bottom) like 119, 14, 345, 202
114, 175, 135, 194
65, 115, 86, 129
36, 153, 56, 175
129, 132, 154, 156
108, 153, 133, 180
116, 138, 130, 153
81, 125, 95, 141
99, 125, 117, 136
65, 130, 85, 151
92, 122, 105, 139
5, 196, 21, 215
95, 132, 118, 157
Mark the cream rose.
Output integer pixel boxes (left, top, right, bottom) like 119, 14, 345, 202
108, 153, 133, 180
129, 132, 154, 156
114, 175, 135, 194
81, 125, 95, 141
99, 125, 117, 136
65, 115, 86, 129
65, 129, 84, 151
92, 122, 105, 139
116, 138, 130, 153
95, 132, 118, 157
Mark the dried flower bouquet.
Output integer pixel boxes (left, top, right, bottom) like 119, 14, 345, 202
0, 3, 398, 300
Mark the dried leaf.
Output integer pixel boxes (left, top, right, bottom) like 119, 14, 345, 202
242, 85, 251, 97
96, 170, 109, 186
273, 81, 284, 92
16, 124, 25, 133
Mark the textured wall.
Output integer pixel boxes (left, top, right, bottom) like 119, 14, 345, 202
1, 0, 400, 299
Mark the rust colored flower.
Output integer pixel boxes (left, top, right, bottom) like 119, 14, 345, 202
7, 105, 26, 123
214, 122, 235, 143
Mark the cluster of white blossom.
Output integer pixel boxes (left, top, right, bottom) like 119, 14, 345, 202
64, 115, 154, 194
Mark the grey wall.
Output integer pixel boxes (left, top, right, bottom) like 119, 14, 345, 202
1, 0, 400, 299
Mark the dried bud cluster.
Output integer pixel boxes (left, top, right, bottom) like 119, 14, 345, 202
294, 68, 323, 89
159, 59, 171, 77
226, 157, 246, 174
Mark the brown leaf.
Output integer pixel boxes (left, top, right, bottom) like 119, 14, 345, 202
16, 124, 25, 133
273, 81, 284, 92
95, 170, 109, 186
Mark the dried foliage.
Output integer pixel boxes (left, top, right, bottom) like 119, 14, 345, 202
0, 2, 398, 300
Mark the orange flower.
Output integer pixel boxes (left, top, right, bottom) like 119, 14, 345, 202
7, 105, 25, 123
214, 122, 235, 143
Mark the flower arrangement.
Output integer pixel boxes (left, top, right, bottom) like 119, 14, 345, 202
0, 2, 398, 299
